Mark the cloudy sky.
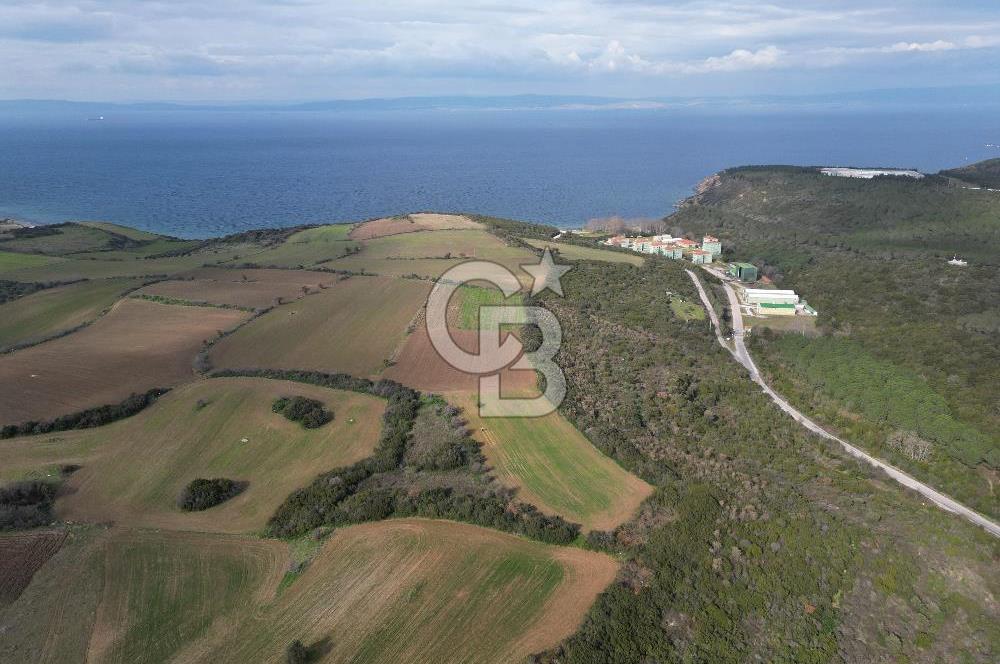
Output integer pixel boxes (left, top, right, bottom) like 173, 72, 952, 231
2, 1, 1000, 102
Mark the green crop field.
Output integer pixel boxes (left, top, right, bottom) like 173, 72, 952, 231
211, 275, 430, 377
456, 285, 524, 329
201, 519, 617, 664
0, 521, 615, 664
241, 225, 359, 268
0, 245, 258, 282
0, 250, 64, 274
0, 278, 144, 351
458, 395, 652, 530
0, 223, 120, 255
521, 237, 645, 266
0, 527, 285, 664
42, 377, 385, 533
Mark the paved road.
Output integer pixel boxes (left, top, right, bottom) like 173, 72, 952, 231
685, 268, 1000, 539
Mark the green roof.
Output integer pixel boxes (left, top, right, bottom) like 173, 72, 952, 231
759, 302, 796, 309
733, 262, 756, 269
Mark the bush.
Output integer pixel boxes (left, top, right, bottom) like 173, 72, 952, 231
286, 640, 309, 664
0, 388, 167, 439
0, 480, 59, 531
272, 396, 333, 429
177, 478, 245, 511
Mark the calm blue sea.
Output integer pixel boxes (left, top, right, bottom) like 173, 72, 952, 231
0, 108, 998, 238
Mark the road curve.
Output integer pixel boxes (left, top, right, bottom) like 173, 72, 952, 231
685, 268, 1000, 539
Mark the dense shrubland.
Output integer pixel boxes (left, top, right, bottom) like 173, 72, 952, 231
0, 480, 58, 530
668, 166, 999, 510
528, 256, 998, 663
177, 478, 246, 511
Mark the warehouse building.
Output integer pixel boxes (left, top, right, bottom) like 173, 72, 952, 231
728, 262, 758, 282
742, 288, 800, 305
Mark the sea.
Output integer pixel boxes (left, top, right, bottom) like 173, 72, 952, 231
0, 107, 998, 238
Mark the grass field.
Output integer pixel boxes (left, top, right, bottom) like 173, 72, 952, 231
669, 297, 706, 321
77, 222, 164, 242
0, 298, 249, 424
458, 394, 652, 531
0, 278, 144, 351
0, 520, 615, 664
240, 225, 359, 268
0, 244, 262, 282
138, 268, 339, 309
0, 224, 119, 255
0, 527, 286, 664
52, 377, 385, 533
0, 249, 63, 273
211, 275, 429, 378
521, 238, 645, 266
456, 285, 524, 330
203, 519, 618, 664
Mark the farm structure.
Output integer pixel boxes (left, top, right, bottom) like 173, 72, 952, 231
603, 233, 717, 264
728, 262, 758, 282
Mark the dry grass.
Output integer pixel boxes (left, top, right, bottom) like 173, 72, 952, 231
0, 299, 249, 425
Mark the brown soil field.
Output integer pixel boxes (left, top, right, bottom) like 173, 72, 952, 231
349, 213, 483, 240
55, 377, 385, 533
384, 321, 540, 394
0, 298, 249, 425
138, 268, 339, 309
210, 275, 429, 378
0, 530, 67, 606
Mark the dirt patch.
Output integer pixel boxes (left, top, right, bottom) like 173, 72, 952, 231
139, 268, 339, 309
349, 214, 483, 240
384, 321, 539, 394
0, 530, 67, 606
0, 298, 249, 425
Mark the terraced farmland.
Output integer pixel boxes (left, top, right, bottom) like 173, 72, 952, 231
54, 377, 385, 533
0, 298, 250, 424
211, 275, 429, 378
240, 225, 359, 268
0, 278, 144, 351
138, 268, 338, 309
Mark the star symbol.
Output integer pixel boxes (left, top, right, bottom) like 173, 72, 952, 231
522, 247, 572, 296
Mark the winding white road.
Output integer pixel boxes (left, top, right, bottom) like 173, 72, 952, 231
685, 268, 1000, 539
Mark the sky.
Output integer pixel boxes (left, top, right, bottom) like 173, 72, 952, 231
2, 1, 1000, 102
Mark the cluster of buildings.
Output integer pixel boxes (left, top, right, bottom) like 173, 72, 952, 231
603, 234, 722, 264
738, 287, 818, 317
